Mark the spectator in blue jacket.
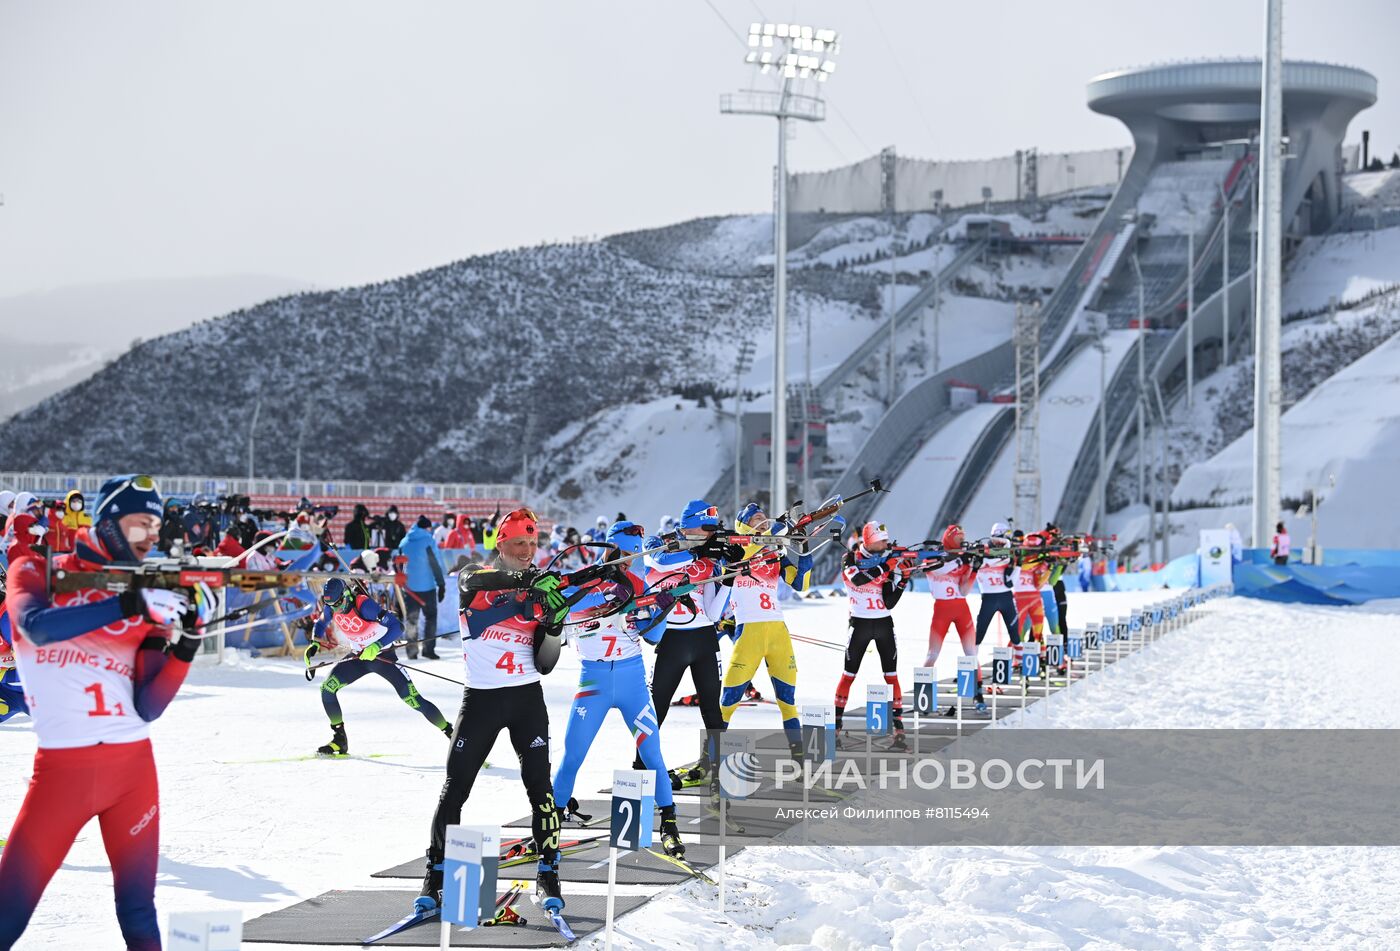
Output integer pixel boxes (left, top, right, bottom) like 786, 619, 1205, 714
396, 515, 447, 659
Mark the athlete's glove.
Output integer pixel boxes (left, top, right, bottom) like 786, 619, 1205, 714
119, 587, 192, 626
436, 584, 446, 602
650, 590, 677, 614
303, 642, 321, 681
716, 616, 738, 641
359, 641, 382, 661
527, 572, 569, 624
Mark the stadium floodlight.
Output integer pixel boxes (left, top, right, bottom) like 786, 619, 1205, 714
722, 22, 841, 516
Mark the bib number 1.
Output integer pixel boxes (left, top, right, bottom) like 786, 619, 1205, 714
85, 682, 125, 717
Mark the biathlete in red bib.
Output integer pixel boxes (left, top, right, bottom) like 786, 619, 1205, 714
0, 475, 199, 951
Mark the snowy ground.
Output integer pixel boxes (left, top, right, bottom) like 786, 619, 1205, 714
3, 589, 1166, 950
1283, 226, 1400, 315
6, 593, 1398, 948
609, 596, 1400, 951
1169, 324, 1400, 550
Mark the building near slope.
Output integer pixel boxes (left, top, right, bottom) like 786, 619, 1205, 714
1087, 59, 1376, 235
1048, 59, 1378, 540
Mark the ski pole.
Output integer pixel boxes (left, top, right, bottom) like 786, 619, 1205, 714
788, 632, 846, 652
389, 660, 465, 687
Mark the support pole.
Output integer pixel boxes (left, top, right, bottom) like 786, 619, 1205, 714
1187, 229, 1195, 410
1252, 0, 1284, 548
772, 106, 789, 517
1221, 182, 1231, 369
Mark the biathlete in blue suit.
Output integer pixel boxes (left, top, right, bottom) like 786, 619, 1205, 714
550, 521, 687, 859
0, 575, 29, 723
304, 577, 452, 756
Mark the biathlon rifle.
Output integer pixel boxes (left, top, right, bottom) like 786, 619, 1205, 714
49, 558, 401, 595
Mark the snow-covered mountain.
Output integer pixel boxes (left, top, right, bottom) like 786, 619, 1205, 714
0, 229, 896, 489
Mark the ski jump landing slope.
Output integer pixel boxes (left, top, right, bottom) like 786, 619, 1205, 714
960, 329, 1138, 535
868, 402, 1002, 540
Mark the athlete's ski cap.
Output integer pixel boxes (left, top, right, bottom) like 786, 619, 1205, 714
990, 521, 1009, 537
680, 499, 720, 530
861, 521, 889, 548
942, 524, 964, 549
496, 508, 538, 543
94, 474, 163, 522
607, 520, 645, 555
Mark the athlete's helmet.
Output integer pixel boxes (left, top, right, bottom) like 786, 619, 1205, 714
941, 524, 964, 550
861, 521, 889, 549
320, 577, 353, 612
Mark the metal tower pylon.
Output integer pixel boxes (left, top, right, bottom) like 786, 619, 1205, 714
1013, 301, 1042, 531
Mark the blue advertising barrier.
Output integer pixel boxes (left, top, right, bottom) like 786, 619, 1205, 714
1098, 554, 1201, 592
1233, 562, 1400, 605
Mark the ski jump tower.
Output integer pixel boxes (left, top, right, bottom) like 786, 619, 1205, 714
1086, 59, 1376, 233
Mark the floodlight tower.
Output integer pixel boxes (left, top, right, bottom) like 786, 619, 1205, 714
722, 22, 840, 517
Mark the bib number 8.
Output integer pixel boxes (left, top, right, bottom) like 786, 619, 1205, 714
759, 593, 774, 611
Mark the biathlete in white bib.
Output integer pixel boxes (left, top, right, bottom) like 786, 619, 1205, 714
921, 524, 986, 714
303, 577, 452, 757
720, 502, 814, 752
0, 475, 198, 951
835, 521, 910, 749
973, 522, 1023, 671
636, 499, 740, 782
550, 520, 686, 859
418, 508, 568, 917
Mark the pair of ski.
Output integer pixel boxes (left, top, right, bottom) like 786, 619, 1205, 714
363, 879, 575, 945
561, 803, 718, 884
499, 834, 603, 869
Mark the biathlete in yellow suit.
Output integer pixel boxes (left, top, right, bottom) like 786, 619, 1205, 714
719, 501, 814, 751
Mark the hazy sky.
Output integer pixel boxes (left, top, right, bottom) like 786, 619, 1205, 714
2, 0, 1396, 303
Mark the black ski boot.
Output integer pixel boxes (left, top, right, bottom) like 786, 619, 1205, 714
557, 797, 592, 826
416, 853, 443, 913
317, 723, 348, 757
535, 860, 564, 912
885, 732, 909, 753
659, 805, 685, 859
